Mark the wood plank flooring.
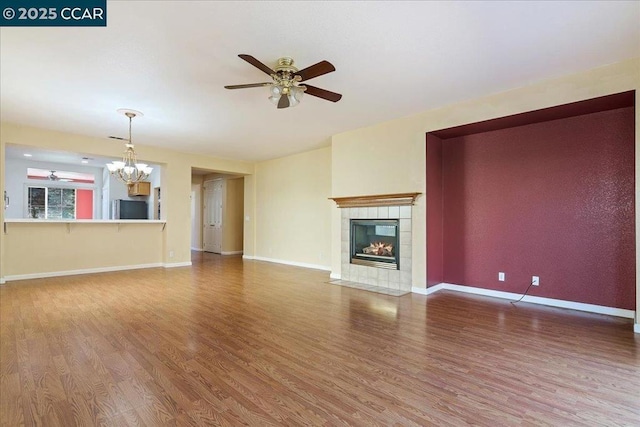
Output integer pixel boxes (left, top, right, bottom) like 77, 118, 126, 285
1, 252, 639, 426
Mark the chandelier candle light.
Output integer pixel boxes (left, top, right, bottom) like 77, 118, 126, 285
106, 109, 153, 185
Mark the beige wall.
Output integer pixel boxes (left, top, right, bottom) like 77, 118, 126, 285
0, 123, 254, 278
254, 146, 332, 269
243, 175, 256, 258
0, 138, 5, 282
191, 174, 204, 250
222, 177, 244, 253
331, 58, 640, 323
4, 222, 163, 277
331, 114, 426, 283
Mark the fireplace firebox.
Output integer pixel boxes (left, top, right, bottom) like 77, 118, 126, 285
350, 219, 399, 269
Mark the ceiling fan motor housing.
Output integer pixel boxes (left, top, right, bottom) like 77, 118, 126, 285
274, 57, 298, 73
272, 58, 303, 94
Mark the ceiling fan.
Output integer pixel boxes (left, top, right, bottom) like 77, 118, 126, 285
48, 171, 71, 182
225, 54, 342, 109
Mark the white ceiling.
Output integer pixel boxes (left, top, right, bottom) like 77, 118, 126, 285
4, 143, 113, 165
1, 1, 638, 162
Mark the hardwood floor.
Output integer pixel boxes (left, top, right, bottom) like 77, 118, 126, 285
1, 252, 638, 426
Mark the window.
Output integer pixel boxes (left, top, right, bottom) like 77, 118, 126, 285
27, 187, 46, 218
27, 186, 93, 219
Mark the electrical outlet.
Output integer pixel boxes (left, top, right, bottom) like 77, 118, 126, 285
169, 250, 174, 258
498, 272, 505, 281
532, 276, 540, 286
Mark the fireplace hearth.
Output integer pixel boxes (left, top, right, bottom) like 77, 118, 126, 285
351, 219, 399, 269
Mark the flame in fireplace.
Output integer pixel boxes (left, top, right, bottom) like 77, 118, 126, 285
362, 242, 394, 256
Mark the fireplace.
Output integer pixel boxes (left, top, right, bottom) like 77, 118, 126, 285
351, 219, 399, 269
332, 194, 420, 292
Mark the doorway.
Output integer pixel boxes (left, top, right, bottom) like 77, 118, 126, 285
203, 179, 223, 253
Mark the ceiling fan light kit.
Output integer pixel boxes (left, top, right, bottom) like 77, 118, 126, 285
106, 109, 153, 186
225, 54, 342, 109
269, 84, 304, 108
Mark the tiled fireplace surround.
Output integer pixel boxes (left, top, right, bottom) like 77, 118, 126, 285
338, 203, 414, 292
333, 193, 419, 292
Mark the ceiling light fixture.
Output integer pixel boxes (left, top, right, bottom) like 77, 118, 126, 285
268, 83, 304, 108
23, 153, 32, 157
225, 55, 341, 109
106, 109, 152, 185
267, 58, 305, 108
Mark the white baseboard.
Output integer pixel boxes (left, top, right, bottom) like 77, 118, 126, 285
442, 283, 524, 300
0, 277, 5, 285
191, 247, 204, 252
4, 263, 164, 282
164, 261, 192, 268
635, 323, 640, 334
425, 282, 635, 319
330, 273, 341, 280
244, 255, 331, 272
221, 251, 243, 255
517, 294, 634, 319
411, 286, 428, 295
412, 284, 445, 295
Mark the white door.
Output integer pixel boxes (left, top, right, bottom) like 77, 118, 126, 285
203, 180, 223, 253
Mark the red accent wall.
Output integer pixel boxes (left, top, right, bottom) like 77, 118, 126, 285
76, 189, 93, 219
426, 134, 444, 287
440, 107, 635, 309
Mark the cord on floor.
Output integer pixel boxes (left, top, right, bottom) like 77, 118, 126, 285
510, 280, 535, 304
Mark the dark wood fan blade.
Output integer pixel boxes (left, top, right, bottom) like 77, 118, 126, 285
277, 94, 290, 109
303, 84, 342, 102
295, 61, 335, 82
224, 83, 271, 89
238, 54, 275, 75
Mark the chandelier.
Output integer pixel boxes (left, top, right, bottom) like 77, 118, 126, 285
106, 109, 152, 185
